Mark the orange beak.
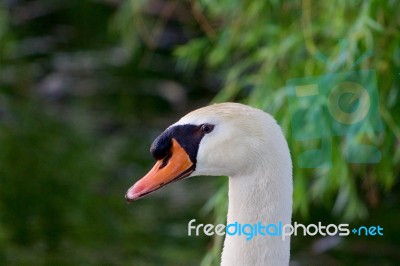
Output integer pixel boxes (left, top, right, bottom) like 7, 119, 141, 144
125, 138, 194, 201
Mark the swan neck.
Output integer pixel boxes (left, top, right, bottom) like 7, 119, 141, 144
221, 165, 292, 266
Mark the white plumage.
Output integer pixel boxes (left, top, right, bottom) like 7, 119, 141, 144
126, 102, 293, 265
176, 103, 293, 265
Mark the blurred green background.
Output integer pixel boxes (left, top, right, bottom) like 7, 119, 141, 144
0, 0, 399, 265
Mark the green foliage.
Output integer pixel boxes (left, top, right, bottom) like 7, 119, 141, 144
115, 0, 400, 264
174, 0, 400, 218
0, 2, 11, 60
0, 3, 7, 41
0, 1, 213, 264
0, 102, 99, 248
0, 0, 399, 264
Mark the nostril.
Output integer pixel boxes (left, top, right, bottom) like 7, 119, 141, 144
158, 152, 172, 169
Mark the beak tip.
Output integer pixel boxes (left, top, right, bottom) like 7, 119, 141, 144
125, 187, 139, 202
125, 194, 134, 203
125, 139, 194, 204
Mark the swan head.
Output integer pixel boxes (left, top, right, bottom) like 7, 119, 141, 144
125, 102, 290, 201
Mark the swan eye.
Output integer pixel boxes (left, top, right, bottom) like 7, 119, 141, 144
201, 124, 214, 134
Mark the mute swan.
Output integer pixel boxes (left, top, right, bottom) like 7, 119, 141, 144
126, 102, 292, 266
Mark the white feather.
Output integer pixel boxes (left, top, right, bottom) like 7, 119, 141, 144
176, 103, 293, 266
